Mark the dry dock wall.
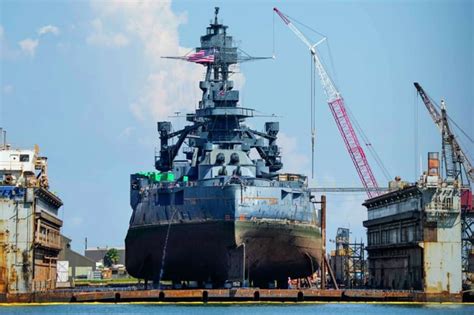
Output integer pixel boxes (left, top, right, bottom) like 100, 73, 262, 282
423, 220, 462, 293
0, 288, 463, 303
0, 187, 62, 293
364, 183, 462, 295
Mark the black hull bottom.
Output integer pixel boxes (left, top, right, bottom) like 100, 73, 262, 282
125, 220, 321, 283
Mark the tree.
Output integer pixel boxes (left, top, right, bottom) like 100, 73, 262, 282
104, 248, 119, 267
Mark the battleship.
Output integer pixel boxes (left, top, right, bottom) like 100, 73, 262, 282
125, 8, 322, 287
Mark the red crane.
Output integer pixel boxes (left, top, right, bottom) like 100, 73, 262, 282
274, 8, 380, 199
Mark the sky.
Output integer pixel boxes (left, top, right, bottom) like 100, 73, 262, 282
0, 0, 472, 253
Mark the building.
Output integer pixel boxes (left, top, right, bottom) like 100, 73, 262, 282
0, 136, 63, 293
85, 247, 125, 266
363, 153, 462, 294
58, 235, 95, 279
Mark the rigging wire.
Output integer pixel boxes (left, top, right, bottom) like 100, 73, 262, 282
285, 13, 327, 39
418, 89, 473, 164
345, 105, 392, 182
272, 11, 276, 58
284, 12, 339, 88
426, 94, 474, 144
276, 10, 393, 183
286, 12, 391, 181
326, 39, 339, 89
310, 53, 316, 178
414, 87, 419, 177
313, 55, 316, 179
415, 87, 473, 184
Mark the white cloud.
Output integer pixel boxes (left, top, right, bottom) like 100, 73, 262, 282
278, 132, 310, 174
89, 0, 222, 121
70, 216, 84, 226
18, 38, 39, 57
86, 18, 129, 48
56, 42, 71, 52
38, 25, 60, 36
326, 194, 367, 246
119, 126, 134, 139
3, 84, 13, 94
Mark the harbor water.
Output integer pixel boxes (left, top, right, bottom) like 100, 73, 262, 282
1, 303, 473, 315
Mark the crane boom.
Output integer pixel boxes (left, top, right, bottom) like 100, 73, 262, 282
414, 82, 474, 182
274, 8, 380, 198
310, 187, 388, 193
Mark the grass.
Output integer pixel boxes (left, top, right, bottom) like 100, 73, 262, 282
74, 277, 139, 286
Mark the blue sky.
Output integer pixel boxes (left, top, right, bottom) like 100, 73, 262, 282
1, 0, 472, 253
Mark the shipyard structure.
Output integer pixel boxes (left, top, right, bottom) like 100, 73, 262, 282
363, 90, 473, 299
0, 131, 63, 293
364, 158, 462, 293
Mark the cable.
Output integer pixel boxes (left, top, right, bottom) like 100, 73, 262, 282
272, 11, 276, 58
280, 9, 392, 184
326, 39, 339, 88
311, 54, 316, 178
427, 94, 473, 144
346, 106, 392, 182
285, 13, 327, 38
414, 87, 419, 177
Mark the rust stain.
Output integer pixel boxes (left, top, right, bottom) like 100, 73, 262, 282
1, 288, 463, 303
0, 231, 6, 294
243, 196, 278, 205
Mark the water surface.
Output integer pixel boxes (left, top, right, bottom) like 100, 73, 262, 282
1, 302, 473, 315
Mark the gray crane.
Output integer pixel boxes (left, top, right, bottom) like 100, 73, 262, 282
414, 82, 473, 184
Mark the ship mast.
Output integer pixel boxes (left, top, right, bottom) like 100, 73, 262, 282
155, 8, 283, 176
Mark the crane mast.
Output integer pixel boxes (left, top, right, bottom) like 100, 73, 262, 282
414, 82, 473, 183
274, 8, 380, 198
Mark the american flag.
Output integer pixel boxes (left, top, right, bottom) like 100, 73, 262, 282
187, 49, 215, 64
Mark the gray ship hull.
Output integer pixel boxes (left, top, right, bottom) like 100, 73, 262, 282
125, 217, 321, 284
126, 180, 322, 286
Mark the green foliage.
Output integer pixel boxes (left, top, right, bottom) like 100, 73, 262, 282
103, 248, 120, 267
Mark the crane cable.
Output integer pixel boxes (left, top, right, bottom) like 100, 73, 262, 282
282, 12, 392, 182
311, 51, 316, 178
345, 106, 392, 182
414, 87, 419, 177
415, 88, 473, 184
427, 94, 474, 144
422, 90, 473, 162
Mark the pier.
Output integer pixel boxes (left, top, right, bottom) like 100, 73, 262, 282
0, 288, 465, 304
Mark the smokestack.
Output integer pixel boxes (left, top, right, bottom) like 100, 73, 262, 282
0, 128, 3, 149
428, 152, 440, 176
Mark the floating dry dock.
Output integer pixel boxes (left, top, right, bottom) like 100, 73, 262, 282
0, 288, 464, 303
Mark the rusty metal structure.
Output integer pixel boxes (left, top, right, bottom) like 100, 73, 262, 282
1, 287, 463, 303
414, 83, 474, 283
364, 153, 462, 294
0, 130, 63, 293
332, 228, 350, 286
362, 84, 472, 296
348, 240, 365, 287
462, 198, 474, 275
329, 228, 365, 288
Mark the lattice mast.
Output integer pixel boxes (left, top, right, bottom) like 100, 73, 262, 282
274, 8, 380, 198
414, 82, 473, 183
